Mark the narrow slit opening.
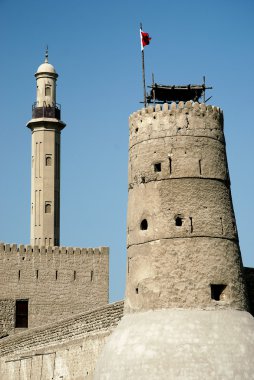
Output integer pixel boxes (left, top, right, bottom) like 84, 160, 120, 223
169, 157, 172, 174
220, 217, 224, 235
199, 159, 202, 175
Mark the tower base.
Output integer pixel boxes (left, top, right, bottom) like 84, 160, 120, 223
94, 309, 254, 379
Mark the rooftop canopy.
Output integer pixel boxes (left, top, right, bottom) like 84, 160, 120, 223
146, 81, 212, 104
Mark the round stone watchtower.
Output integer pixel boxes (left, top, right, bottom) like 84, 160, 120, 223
27, 50, 66, 247
126, 101, 247, 312
95, 101, 254, 380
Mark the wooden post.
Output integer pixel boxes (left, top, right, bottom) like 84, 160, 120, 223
203, 76, 206, 103
152, 73, 155, 105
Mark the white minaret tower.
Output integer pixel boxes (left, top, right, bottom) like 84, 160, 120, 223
27, 49, 66, 247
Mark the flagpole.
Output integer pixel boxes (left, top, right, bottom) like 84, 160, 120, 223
140, 23, 147, 107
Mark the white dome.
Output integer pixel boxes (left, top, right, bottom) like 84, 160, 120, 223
95, 310, 254, 379
36, 62, 56, 74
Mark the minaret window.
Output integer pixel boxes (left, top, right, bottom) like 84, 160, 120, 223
45, 85, 51, 96
45, 202, 52, 213
45, 155, 52, 166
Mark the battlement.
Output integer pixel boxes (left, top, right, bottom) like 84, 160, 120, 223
129, 101, 225, 149
129, 101, 222, 121
0, 243, 109, 256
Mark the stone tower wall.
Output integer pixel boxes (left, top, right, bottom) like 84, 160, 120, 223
126, 102, 248, 313
0, 243, 109, 336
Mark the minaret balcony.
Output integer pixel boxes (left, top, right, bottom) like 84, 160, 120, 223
32, 102, 61, 120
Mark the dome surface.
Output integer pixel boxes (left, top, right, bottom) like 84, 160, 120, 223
94, 309, 254, 380
36, 62, 56, 74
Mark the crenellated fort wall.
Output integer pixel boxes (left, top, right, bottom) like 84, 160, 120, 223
0, 243, 109, 336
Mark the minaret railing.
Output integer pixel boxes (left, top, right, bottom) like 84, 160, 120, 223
32, 102, 61, 119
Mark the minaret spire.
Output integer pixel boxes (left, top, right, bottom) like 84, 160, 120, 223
45, 45, 48, 63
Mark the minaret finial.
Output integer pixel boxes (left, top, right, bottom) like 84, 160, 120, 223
45, 45, 48, 63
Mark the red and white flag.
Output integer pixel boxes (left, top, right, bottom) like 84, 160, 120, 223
140, 29, 151, 51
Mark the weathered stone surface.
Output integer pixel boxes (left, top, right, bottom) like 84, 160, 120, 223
0, 300, 15, 337
126, 238, 246, 312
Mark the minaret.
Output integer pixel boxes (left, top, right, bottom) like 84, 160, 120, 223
27, 49, 66, 247
95, 100, 254, 379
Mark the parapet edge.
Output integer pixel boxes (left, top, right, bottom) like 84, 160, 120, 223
0, 242, 109, 255
129, 102, 222, 121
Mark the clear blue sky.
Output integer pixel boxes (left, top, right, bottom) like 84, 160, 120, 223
0, 0, 253, 302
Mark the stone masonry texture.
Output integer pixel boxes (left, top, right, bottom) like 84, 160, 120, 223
0, 244, 109, 335
125, 101, 249, 313
0, 300, 15, 338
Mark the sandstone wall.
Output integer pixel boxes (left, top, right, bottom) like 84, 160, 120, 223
0, 301, 124, 380
0, 243, 109, 336
0, 300, 15, 338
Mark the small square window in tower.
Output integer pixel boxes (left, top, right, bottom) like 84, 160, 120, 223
154, 163, 161, 172
211, 284, 227, 301
15, 300, 28, 328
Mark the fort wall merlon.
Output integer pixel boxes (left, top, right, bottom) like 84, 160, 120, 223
129, 101, 222, 122
0, 243, 109, 255
0, 243, 109, 335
